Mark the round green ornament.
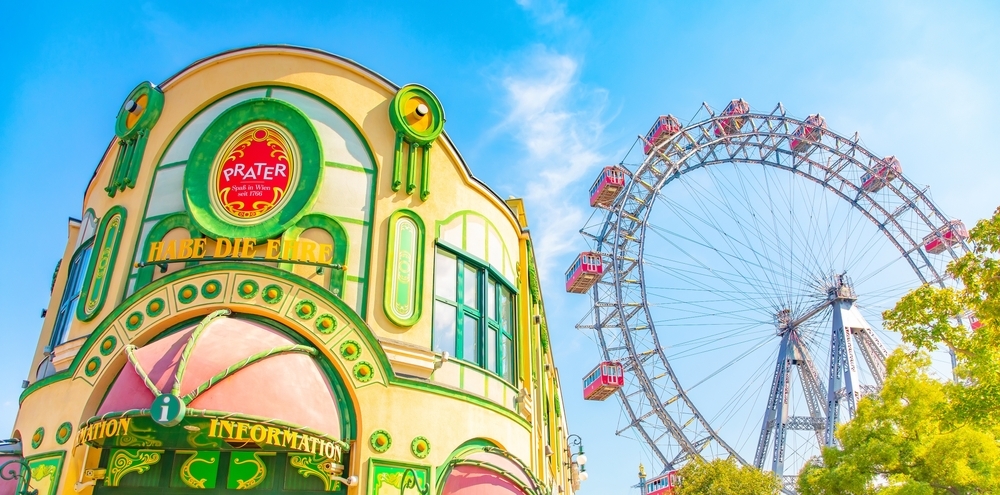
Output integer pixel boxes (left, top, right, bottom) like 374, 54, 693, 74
410, 436, 430, 459
31, 428, 44, 449
389, 85, 445, 145
369, 430, 391, 453
55, 422, 73, 445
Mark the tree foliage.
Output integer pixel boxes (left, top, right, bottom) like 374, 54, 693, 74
674, 458, 782, 495
798, 208, 1000, 494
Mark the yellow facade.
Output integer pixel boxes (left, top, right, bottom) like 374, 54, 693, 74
7, 46, 577, 495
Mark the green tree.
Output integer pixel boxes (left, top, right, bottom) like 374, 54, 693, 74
798, 208, 1000, 494
674, 458, 782, 495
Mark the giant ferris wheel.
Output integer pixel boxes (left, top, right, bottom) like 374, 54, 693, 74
567, 101, 973, 493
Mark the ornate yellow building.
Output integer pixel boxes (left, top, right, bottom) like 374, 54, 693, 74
1, 46, 578, 495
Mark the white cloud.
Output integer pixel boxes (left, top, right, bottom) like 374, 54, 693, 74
497, 47, 609, 276
515, 0, 570, 25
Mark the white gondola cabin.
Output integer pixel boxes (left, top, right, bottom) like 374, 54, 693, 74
923, 219, 969, 254
861, 156, 902, 193
565, 252, 603, 293
590, 166, 627, 207
643, 115, 682, 154
582, 361, 624, 401
713, 99, 750, 137
790, 114, 826, 152
646, 470, 680, 495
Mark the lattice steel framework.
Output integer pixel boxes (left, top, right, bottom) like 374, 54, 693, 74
577, 103, 970, 493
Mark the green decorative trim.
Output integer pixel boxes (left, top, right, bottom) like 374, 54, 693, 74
17, 263, 540, 437
177, 450, 219, 489
184, 98, 323, 241
125, 311, 144, 331
237, 279, 259, 299
369, 459, 431, 495
84, 356, 101, 377
50, 258, 61, 293
25, 260, 535, 436
182, 345, 318, 404
389, 85, 444, 146
77, 205, 127, 321
107, 81, 163, 197
289, 454, 341, 491
228, 451, 273, 490
339, 340, 360, 361
279, 213, 349, 298
324, 161, 372, 174
116, 81, 164, 140
434, 443, 544, 495
369, 429, 391, 453
389, 84, 445, 199
173, 310, 232, 396
23, 451, 65, 495
201, 279, 222, 299
105, 449, 163, 486
145, 297, 165, 317
353, 361, 374, 383
262, 284, 284, 304
135, 213, 202, 289
383, 209, 425, 327
295, 299, 317, 320
410, 436, 430, 459
31, 427, 43, 448
315, 314, 336, 334
55, 422, 72, 445
99, 335, 118, 356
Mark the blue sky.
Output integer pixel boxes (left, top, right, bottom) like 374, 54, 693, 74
2, 1, 999, 492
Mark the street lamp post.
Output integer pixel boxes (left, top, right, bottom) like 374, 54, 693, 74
566, 434, 588, 489
1, 457, 37, 495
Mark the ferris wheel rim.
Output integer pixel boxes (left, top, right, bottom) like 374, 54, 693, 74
584, 107, 972, 477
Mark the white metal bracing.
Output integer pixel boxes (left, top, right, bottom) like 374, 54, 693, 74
577, 103, 970, 493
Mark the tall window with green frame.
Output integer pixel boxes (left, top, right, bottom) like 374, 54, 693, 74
50, 213, 98, 348
433, 248, 517, 384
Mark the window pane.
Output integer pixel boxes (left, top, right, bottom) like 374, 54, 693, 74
500, 288, 512, 331
435, 251, 457, 301
50, 244, 92, 347
487, 280, 496, 321
487, 327, 497, 373
502, 335, 515, 382
433, 301, 457, 356
463, 265, 479, 309
462, 314, 479, 363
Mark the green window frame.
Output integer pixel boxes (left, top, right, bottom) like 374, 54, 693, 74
432, 244, 517, 385
50, 240, 93, 348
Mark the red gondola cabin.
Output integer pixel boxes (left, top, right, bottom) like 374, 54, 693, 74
923, 220, 969, 254
713, 99, 750, 137
790, 114, 826, 152
590, 166, 627, 207
583, 361, 624, 401
646, 470, 680, 495
861, 156, 902, 193
969, 313, 983, 331
643, 115, 682, 154
566, 252, 603, 294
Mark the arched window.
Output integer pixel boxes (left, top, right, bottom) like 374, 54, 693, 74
49, 211, 97, 348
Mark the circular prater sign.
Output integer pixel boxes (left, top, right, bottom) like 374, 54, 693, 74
185, 98, 322, 240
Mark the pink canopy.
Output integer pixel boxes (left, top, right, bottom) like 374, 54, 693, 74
0, 455, 20, 495
441, 450, 537, 495
97, 316, 341, 437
